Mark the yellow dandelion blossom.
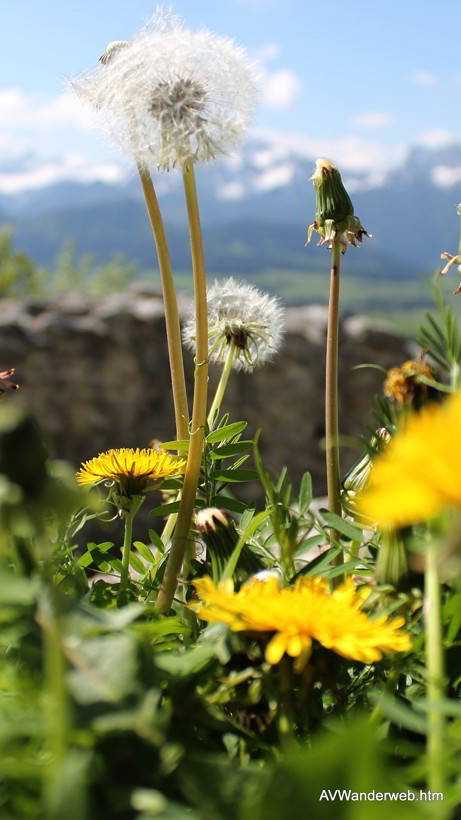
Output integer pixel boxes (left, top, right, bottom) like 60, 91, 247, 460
383, 359, 434, 406
76, 447, 186, 495
191, 575, 411, 671
359, 392, 461, 528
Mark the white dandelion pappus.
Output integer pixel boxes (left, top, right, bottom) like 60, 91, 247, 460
183, 278, 285, 373
72, 8, 258, 170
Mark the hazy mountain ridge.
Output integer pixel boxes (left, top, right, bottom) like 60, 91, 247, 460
1, 139, 461, 282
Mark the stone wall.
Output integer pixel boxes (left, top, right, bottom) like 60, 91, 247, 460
0, 287, 412, 501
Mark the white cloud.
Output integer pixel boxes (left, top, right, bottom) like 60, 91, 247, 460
252, 42, 282, 63
342, 171, 388, 193
252, 162, 295, 191
251, 127, 406, 172
350, 111, 393, 129
250, 145, 289, 168
0, 88, 95, 131
408, 70, 438, 87
0, 153, 126, 194
262, 69, 302, 109
418, 128, 458, 148
216, 181, 246, 200
431, 165, 461, 188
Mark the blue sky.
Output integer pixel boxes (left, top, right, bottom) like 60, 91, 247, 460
2, 0, 461, 192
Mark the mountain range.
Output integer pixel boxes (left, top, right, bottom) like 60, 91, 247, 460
1, 138, 461, 301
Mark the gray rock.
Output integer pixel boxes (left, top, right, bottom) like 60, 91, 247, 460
0, 288, 412, 505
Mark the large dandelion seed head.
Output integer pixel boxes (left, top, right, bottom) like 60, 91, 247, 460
182, 278, 285, 373
72, 7, 258, 170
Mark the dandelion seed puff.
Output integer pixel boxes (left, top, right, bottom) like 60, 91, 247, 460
182, 278, 285, 373
72, 8, 259, 170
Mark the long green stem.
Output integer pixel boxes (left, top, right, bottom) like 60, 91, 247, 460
425, 545, 445, 795
325, 239, 343, 583
207, 338, 235, 428
155, 161, 208, 612
138, 165, 189, 443
325, 238, 341, 517
120, 508, 134, 590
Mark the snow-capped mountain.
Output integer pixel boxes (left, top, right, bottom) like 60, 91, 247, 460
1, 138, 461, 281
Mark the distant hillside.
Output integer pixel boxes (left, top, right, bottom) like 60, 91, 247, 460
1, 138, 461, 290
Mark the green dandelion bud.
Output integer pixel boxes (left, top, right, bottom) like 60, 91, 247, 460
307, 158, 371, 254
195, 508, 265, 583
313, 157, 354, 225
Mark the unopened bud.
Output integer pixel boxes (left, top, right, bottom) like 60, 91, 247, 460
307, 158, 371, 254
312, 158, 354, 226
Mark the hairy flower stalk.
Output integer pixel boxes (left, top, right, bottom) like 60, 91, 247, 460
156, 160, 208, 612
183, 277, 285, 426
307, 159, 370, 575
137, 166, 189, 443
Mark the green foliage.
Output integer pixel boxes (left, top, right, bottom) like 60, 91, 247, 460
4, 236, 461, 816
0, 230, 139, 299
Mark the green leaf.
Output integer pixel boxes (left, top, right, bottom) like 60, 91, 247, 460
209, 495, 248, 514
240, 507, 256, 531
149, 528, 165, 553
67, 634, 138, 704
296, 546, 343, 578
150, 501, 181, 516
209, 441, 253, 459
0, 572, 40, 606
292, 533, 324, 558
222, 508, 272, 582
298, 472, 312, 514
105, 556, 124, 574
133, 541, 156, 565
160, 439, 190, 451
150, 499, 205, 516
206, 422, 247, 443
209, 469, 259, 483
127, 550, 148, 576
319, 510, 364, 542
368, 692, 427, 734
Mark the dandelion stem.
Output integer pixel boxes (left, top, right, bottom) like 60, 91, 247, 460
425, 544, 445, 795
120, 507, 134, 590
207, 337, 235, 427
155, 161, 208, 612
325, 238, 342, 577
138, 164, 189, 443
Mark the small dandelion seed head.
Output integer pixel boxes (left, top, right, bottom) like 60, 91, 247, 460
72, 7, 258, 170
182, 278, 285, 373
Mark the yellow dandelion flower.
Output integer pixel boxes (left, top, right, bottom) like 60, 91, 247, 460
76, 447, 186, 495
359, 392, 461, 528
383, 359, 434, 406
191, 575, 411, 671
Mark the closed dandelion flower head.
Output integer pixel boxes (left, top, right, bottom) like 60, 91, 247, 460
359, 392, 461, 528
191, 575, 411, 672
182, 278, 285, 373
73, 9, 258, 170
306, 158, 371, 254
76, 447, 186, 495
